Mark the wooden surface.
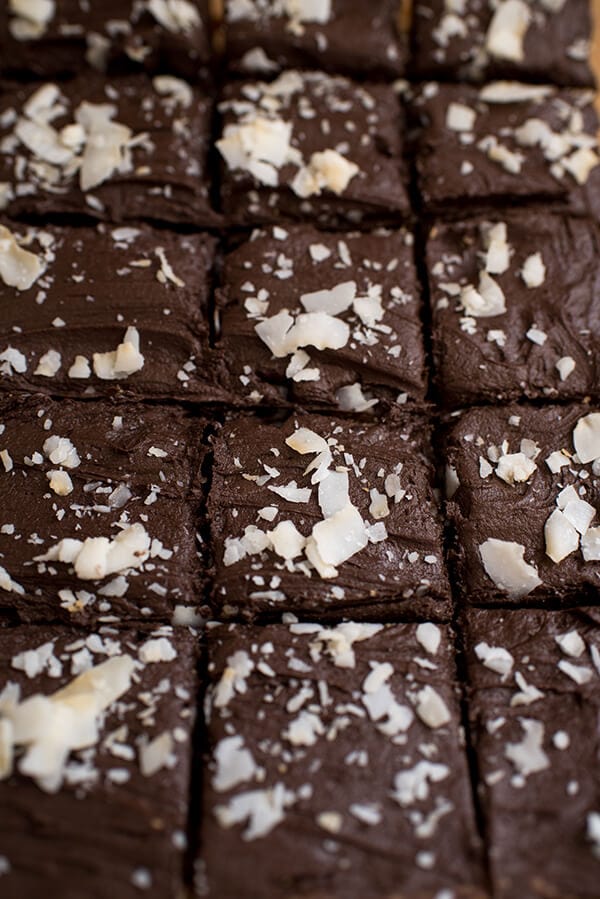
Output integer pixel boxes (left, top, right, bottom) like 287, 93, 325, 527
592, 0, 600, 111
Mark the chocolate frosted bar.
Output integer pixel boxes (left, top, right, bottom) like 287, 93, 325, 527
215, 224, 428, 411
0, 220, 226, 402
217, 70, 411, 227
445, 404, 600, 605
0, 75, 216, 225
208, 413, 452, 621
412, 0, 594, 87
413, 82, 600, 220
223, 0, 404, 78
0, 395, 207, 624
0, 0, 212, 80
425, 212, 600, 406
465, 607, 600, 898
197, 620, 486, 898
0, 623, 199, 899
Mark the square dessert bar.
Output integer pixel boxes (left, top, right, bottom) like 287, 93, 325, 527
217, 70, 411, 228
426, 212, 600, 406
208, 412, 452, 622
413, 82, 600, 220
464, 607, 600, 898
0, 220, 226, 402
223, 0, 405, 78
0, 623, 199, 899
0, 0, 212, 80
0, 75, 216, 225
0, 395, 207, 624
197, 621, 486, 898
412, 0, 594, 87
445, 404, 600, 606
215, 225, 428, 411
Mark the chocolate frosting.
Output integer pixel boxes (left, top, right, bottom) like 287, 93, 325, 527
426, 212, 600, 405
218, 71, 410, 228
199, 620, 486, 898
414, 83, 600, 221
215, 225, 427, 410
224, 0, 404, 78
446, 403, 600, 605
0, 395, 207, 623
0, 221, 227, 402
0, 0, 211, 79
0, 623, 199, 899
412, 0, 594, 87
209, 412, 452, 622
0, 75, 217, 225
465, 608, 600, 898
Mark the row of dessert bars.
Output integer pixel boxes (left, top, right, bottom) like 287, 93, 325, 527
1, 214, 599, 408
0, 0, 595, 85
0, 2, 599, 899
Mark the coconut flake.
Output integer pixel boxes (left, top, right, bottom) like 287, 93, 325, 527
480, 538, 542, 598
475, 642, 514, 677
545, 450, 571, 473
300, 281, 356, 315
0, 347, 27, 376
285, 427, 329, 459
93, 326, 144, 380
46, 470, 73, 496
147, 0, 201, 33
335, 382, 378, 413
9, 0, 56, 39
486, 0, 531, 62
139, 731, 175, 777
75, 102, 135, 192
505, 718, 549, 779
214, 784, 295, 841
416, 623, 442, 655
138, 637, 177, 664
67, 355, 91, 379
563, 147, 600, 186
0, 566, 25, 595
1, 653, 135, 792
217, 115, 297, 186
558, 659, 593, 685
267, 481, 311, 503
311, 502, 368, 567
460, 272, 506, 317
268, 520, 306, 560
555, 356, 575, 382
34, 523, 151, 581
521, 253, 546, 288
291, 150, 359, 198
34, 349, 61, 377
0, 225, 45, 291
213, 736, 257, 792
573, 413, 600, 464
562, 498, 595, 535
391, 761, 449, 806
495, 452, 536, 485
415, 686, 451, 729
554, 630, 585, 659
318, 470, 349, 519
544, 509, 579, 563
213, 651, 254, 708
43, 435, 80, 469
255, 310, 349, 359
446, 102, 476, 132
152, 75, 193, 108
483, 222, 510, 274
581, 527, 600, 561
479, 82, 553, 104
